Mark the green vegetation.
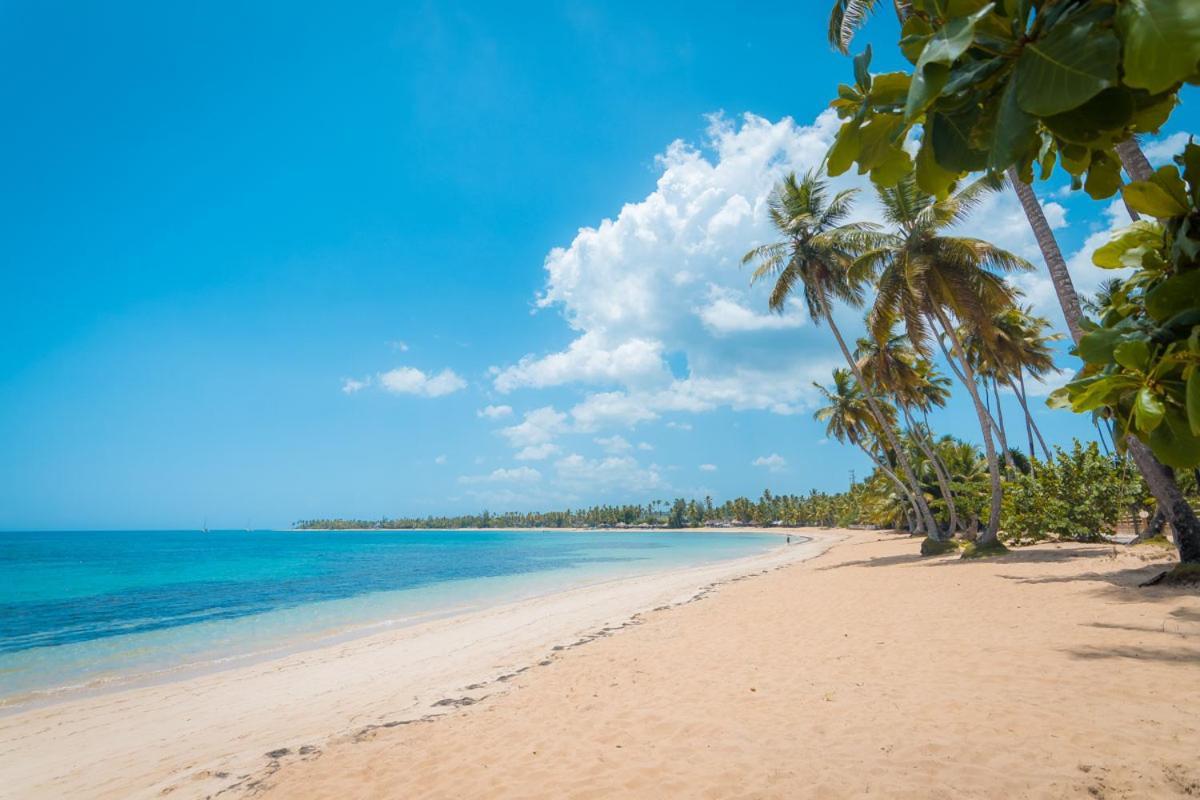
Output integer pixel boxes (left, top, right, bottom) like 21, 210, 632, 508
808, 0, 1200, 566
294, 489, 866, 530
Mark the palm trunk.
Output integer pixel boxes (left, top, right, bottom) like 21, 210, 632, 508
817, 294, 943, 538
1010, 162, 1200, 565
1011, 373, 1051, 461
990, 377, 1016, 472
901, 404, 959, 534
936, 335, 1013, 470
931, 307, 1004, 544
864, 445, 924, 535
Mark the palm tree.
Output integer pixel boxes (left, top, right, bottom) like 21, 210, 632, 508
813, 369, 926, 532
853, 174, 1033, 545
743, 171, 942, 537
855, 331, 960, 534
825, 0, 1200, 563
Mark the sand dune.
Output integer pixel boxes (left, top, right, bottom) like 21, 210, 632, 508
258, 532, 1200, 799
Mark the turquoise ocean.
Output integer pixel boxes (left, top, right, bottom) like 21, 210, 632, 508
0, 529, 780, 709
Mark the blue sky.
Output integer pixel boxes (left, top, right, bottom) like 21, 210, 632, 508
1, 1, 1196, 529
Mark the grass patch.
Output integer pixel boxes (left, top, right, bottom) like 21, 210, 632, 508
1141, 562, 1200, 587
960, 541, 1010, 560
1132, 534, 1176, 551
920, 537, 961, 556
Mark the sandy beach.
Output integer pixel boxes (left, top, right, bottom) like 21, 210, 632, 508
3, 529, 1198, 798
0, 530, 831, 799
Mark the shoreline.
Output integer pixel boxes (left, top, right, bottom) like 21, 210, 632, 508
0, 528, 842, 799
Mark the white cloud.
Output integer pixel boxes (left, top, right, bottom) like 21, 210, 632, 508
752, 453, 787, 472
458, 466, 542, 484
499, 406, 569, 447
699, 463, 717, 472
554, 454, 662, 491
488, 112, 857, 429
389, 340, 410, 352
515, 443, 561, 461
1142, 132, 1191, 165
696, 286, 805, 335
477, 404, 513, 419
594, 434, 633, 453
637, 441, 654, 451
341, 377, 370, 394
493, 333, 669, 393
378, 367, 467, 398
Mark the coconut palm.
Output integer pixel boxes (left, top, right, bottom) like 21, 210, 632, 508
743, 171, 942, 537
813, 369, 926, 532
825, 0, 1200, 558
855, 332, 960, 534
853, 173, 1033, 545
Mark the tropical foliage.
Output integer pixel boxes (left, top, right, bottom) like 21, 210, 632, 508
825, 0, 1199, 198
1051, 144, 1200, 474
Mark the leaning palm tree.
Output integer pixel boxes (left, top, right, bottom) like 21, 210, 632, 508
813, 369, 925, 532
856, 331, 960, 534
743, 170, 942, 537
824, 0, 1200, 556
853, 173, 1033, 545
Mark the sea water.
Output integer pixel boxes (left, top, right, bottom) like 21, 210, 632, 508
0, 529, 781, 709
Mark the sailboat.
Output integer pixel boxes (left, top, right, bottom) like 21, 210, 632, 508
202, 518, 209, 534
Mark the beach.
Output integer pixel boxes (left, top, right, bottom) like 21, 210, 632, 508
0, 529, 829, 799
2, 529, 1198, 798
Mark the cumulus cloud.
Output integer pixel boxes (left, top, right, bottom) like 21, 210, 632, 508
752, 453, 787, 472
595, 434, 633, 453
493, 333, 669, 393
499, 406, 569, 447
341, 377, 370, 394
477, 404, 514, 419
1142, 132, 1191, 165
487, 112, 857, 429
696, 286, 806, 335
458, 466, 542, 484
515, 443, 561, 461
554, 453, 662, 492
378, 367, 467, 397
699, 463, 717, 472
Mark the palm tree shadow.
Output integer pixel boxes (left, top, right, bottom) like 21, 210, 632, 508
1065, 643, 1199, 663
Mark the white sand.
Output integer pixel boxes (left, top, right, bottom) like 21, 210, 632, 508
0, 531, 835, 799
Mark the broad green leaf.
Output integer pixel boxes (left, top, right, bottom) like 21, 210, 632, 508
870, 146, 914, 187
1092, 220, 1164, 268
989, 78, 1037, 170
867, 73, 913, 106
1044, 88, 1133, 145
1134, 386, 1166, 431
905, 5, 994, 120
1145, 270, 1200, 321
1130, 91, 1177, 134
928, 108, 988, 172
1188, 369, 1200, 435
1084, 152, 1124, 200
899, 16, 934, 65
854, 46, 873, 92
856, 115, 904, 171
1113, 339, 1152, 372
827, 121, 862, 177
1117, 0, 1200, 94
1122, 176, 1190, 217
1147, 408, 1200, 467
914, 133, 960, 197
1077, 327, 1127, 364
1014, 22, 1119, 116
1182, 143, 1200, 206
1046, 385, 1072, 410
1059, 144, 1091, 177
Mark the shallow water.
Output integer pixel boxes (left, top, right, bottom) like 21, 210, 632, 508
0, 529, 779, 706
